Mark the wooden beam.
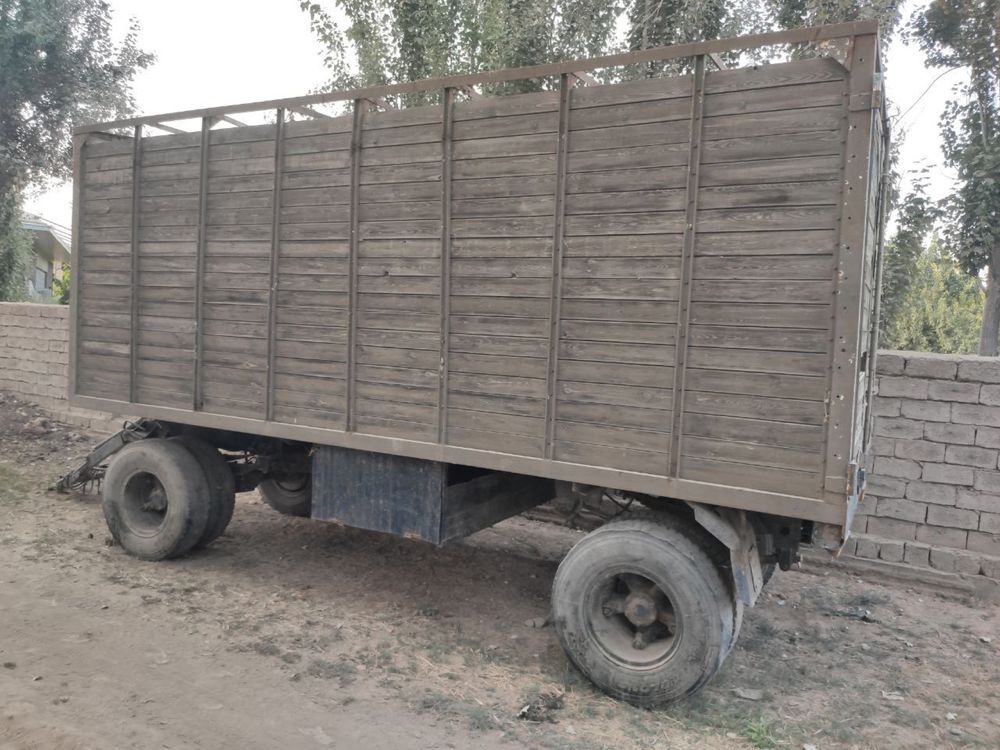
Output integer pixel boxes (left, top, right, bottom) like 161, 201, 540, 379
74, 21, 879, 134
345, 99, 365, 432
292, 106, 331, 119
265, 108, 286, 422
544, 73, 572, 459
708, 52, 727, 70
669, 54, 707, 477
570, 71, 599, 86
221, 115, 248, 127
129, 124, 142, 404
149, 122, 186, 134
193, 117, 211, 412
437, 88, 455, 443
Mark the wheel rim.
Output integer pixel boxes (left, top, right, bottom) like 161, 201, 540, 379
121, 471, 169, 537
584, 569, 682, 670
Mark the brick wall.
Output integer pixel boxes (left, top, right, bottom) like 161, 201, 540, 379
0, 303, 117, 432
0, 303, 997, 580
850, 351, 1000, 579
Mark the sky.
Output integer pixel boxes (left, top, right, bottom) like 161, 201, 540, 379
25, 0, 961, 231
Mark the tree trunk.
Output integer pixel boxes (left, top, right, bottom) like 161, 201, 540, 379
980, 265, 1000, 357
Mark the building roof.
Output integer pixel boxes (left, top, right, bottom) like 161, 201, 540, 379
23, 214, 71, 263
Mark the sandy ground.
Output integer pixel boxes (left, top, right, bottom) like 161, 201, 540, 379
1, 393, 999, 750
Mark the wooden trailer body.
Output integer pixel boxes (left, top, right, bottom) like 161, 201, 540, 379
69, 22, 888, 537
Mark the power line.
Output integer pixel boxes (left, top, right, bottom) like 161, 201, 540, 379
892, 66, 962, 125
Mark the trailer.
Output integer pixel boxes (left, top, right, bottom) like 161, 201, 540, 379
62, 21, 888, 706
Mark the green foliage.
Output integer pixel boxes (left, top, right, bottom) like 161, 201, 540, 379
883, 236, 984, 354
299, 1, 905, 97
910, 0, 1000, 353
52, 264, 70, 304
0, 187, 31, 301
0, 0, 152, 301
879, 180, 939, 343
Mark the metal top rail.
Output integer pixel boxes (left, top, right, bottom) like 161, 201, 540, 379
74, 20, 878, 135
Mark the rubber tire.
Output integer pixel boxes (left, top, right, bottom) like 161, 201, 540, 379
259, 476, 312, 518
552, 513, 737, 707
102, 439, 211, 561
169, 435, 236, 548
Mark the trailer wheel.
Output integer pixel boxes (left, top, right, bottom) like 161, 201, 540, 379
259, 475, 312, 518
169, 436, 236, 547
102, 439, 211, 561
552, 513, 736, 707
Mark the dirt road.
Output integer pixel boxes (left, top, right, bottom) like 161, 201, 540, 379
1, 395, 998, 749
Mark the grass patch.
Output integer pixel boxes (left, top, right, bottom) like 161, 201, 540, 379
745, 718, 779, 748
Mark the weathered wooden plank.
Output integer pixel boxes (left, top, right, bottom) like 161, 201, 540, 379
684, 390, 825, 426
557, 380, 672, 410
567, 143, 689, 172
682, 412, 823, 450
566, 166, 687, 194
450, 426, 544, 457
698, 181, 839, 210
450, 333, 547, 358
704, 57, 845, 95
356, 380, 437, 406
450, 277, 551, 297
449, 295, 551, 318
554, 440, 666, 474
453, 154, 557, 180
451, 196, 555, 218
450, 314, 548, 337
273, 404, 345, 429
688, 325, 829, 353
453, 111, 558, 140
560, 340, 674, 366
695, 229, 837, 255
449, 368, 547, 395
563, 257, 681, 279
451, 237, 552, 257
689, 301, 829, 329
556, 400, 671, 431
449, 409, 543, 437
569, 120, 690, 153
681, 455, 820, 496
565, 189, 685, 215
560, 320, 675, 344
557, 420, 670, 452
702, 105, 843, 141
703, 79, 845, 118
561, 278, 679, 300
701, 130, 843, 164
562, 234, 683, 257
357, 329, 439, 350
697, 206, 837, 232
448, 391, 545, 418
450, 257, 552, 277
448, 352, 546, 382
686, 347, 828, 377
682, 435, 822, 472
570, 75, 692, 108
690, 279, 829, 304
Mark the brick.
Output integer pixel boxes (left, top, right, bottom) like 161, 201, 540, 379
975, 470, 1000, 493
866, 475, 906, 498
873, 397, 901, 417
873, 416, 924, 439
925, 422, 975, 445
956, 490, 1000, 512
921, 463, 974, 486
854, 536, 879, 559
967, 531, 1000, 556
976, 427, 1000, 449
878, 539, 905, 563
903, 542, 931, 567
874, 456, 922, 480
872, 436, 895, 456
905, 357, 958, 380
928, 380, 981, 403
929, 547, 982, 575
867, 516, 917, 540
878, 376, 929, 399
915, 524, 969, 550
901, 399, 951, 422
894, 439, 945, 462
981, 385, 1000, 406
958, 359, 1000, 384
926, 505, 980, 530
982, 556, 1000, 579
876, 497, 927, 523
952, 403, 1000, 427
876, 352, 906, 376
945, 445, 999, 469
980, 513, 1000, 534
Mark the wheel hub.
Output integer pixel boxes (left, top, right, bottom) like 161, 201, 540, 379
624, 592, 658, 627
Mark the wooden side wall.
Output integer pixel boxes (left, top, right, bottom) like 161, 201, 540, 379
74, 56, 869, 507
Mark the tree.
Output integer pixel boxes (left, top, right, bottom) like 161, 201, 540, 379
879, 180, 939, 344
0, 0, 153, 300
884, 235, 983, 354
912, 0, 1000, 355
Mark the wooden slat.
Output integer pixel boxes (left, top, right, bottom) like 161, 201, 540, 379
194, 117, 210, 411
266, 108, 285, 421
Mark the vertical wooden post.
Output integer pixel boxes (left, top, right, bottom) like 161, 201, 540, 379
193, 116, 211, 411
266, 108, 286, 422
129, 124, 142, 404
823, 32, 878, 502
543, 73, 572, 459
345, 99, 365, 432
437, 87, 455, 443
668, 55, 706, 478
69, 134, 85, 399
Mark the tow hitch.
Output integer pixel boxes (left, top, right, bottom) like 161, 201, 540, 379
53, 419, 163, 493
